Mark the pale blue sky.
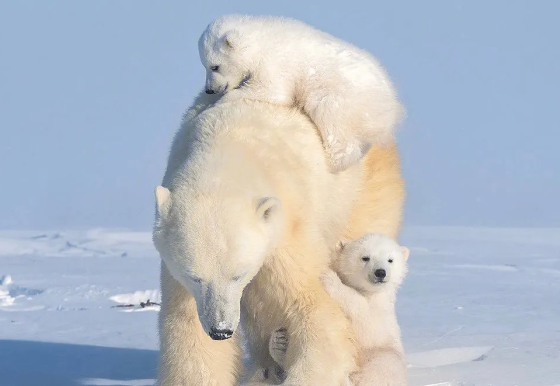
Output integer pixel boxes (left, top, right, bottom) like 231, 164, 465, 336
0, 1, 558, 230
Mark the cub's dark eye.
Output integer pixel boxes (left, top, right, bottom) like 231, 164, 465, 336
388, 259, 394, 263
362, 256, 370, 262
211, 65, 219, 72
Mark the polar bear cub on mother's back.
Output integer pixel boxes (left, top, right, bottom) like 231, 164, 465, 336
268, 233, 409, 386
198, 14, 403, 173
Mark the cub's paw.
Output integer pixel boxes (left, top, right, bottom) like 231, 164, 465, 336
269, 327, 289, 367
326, 138, 367, 173
265, 364, 287, 384
321, 269, 342, 289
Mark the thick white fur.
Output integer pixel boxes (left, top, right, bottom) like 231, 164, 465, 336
198, 14, 404, 173
153, 91, 370, 386
329, 233, 409, 386
268, 232, 409, 386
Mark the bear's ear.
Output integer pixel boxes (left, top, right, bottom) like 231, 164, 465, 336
256, 196, 280, 222
155, 186, 171, 220
336, 239, 350, 252
400, 246, 410, 261
223, 30, 241, 49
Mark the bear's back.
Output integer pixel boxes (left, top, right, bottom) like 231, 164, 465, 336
164, 97, 363, 246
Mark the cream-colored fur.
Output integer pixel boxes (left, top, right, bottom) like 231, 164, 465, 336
198, 15, 404, 173
268, 233, 409, 386
153, 90, 405, 386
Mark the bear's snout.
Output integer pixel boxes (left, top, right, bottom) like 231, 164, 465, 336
197, 283, 241, 340
374, 269, 386, 279
209, 327, 234, 340
368, 268, 387, 284
205, 89, 216, 94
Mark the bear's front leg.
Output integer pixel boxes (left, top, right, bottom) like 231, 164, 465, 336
282, 283, 357, 385
248, 255, 357, 386
241, 257, 357, 386
158, 263, 242, 386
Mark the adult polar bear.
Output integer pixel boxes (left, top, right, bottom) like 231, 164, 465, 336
153, 90, 404, 385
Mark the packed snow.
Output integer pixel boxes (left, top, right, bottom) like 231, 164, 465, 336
1, 227, 559, 386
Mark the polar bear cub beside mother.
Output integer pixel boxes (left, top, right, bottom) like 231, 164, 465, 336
198, 15, 404, 173
268, 233, 410, 385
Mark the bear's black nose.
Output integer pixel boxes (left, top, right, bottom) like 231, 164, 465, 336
374, 269, 386, 279
209, 327, 233, 340
205, 89, 216, 94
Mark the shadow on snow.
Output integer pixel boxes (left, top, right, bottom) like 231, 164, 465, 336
0, 339, 157, 386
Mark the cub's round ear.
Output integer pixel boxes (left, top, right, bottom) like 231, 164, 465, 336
155, 186, 171, 220
256, 197, 280, 221
223, 30, 241, 49
336, 239, 349, 252
401, 246, 410, 261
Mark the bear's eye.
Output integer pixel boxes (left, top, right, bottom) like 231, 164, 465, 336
361, 256, 370, 262
211, 65, 220, 72
388, 259, 393, 263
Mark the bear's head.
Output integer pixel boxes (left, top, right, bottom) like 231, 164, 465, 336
198, 16, 257, 95
334, 233, 409, 294
152, 157, 284, 340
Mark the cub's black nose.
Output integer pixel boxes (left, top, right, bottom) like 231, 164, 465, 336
374, 269, 386, 279
205, 89, 215, 94
209, 327, 233, 340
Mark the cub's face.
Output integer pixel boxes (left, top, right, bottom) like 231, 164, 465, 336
152, 186, 283, 340
198, 29, 251, 95
335, 233, 409, 294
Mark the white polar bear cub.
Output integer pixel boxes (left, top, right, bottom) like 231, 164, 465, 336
267, 233, 409, 386
198, 15, 404, 173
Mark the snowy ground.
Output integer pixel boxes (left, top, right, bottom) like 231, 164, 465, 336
1, 227, 559, 386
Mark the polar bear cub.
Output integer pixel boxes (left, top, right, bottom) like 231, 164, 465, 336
198, 15, 403, 173
267, 233, 409, 385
